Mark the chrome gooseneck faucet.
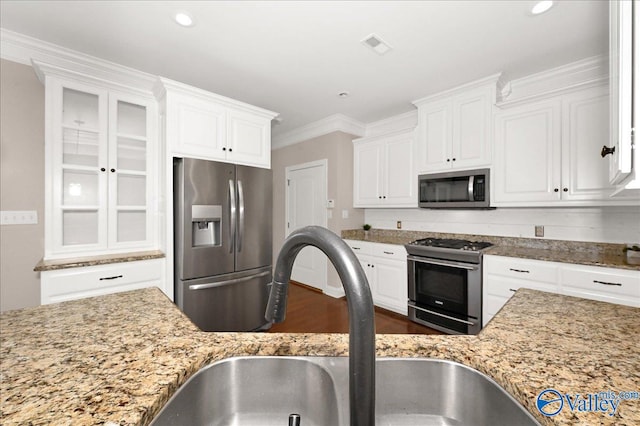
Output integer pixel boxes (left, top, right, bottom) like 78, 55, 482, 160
265, 226, 376, 426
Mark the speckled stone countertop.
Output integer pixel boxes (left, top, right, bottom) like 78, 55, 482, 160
34, 250, 165, 272
342, 229, 640, 271
1, 287, 639, 425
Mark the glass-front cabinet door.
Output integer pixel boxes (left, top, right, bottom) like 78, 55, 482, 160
54, 81, 109, 252
48, 78, 156, 257
108, 94, 152, 248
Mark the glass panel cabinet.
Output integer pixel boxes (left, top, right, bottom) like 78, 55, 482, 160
47, 77, 157, 258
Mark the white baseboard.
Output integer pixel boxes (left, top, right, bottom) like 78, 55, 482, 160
324, 286, 346, 299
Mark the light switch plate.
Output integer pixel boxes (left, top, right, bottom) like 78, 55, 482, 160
535, 225, 544, 237
1, 210, 38, 225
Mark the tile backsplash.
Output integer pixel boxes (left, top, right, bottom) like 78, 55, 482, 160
365, 206, 640, 244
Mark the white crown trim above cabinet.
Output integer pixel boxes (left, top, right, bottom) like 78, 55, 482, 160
155, 77, 278, 169
353, 128, 417, 208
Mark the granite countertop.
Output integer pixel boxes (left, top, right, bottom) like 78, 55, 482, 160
341, 229, 640, 271
1, 287, 639, 425
34, 251, 166, 272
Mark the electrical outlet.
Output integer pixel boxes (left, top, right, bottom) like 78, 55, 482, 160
0, 210, 38, 225
535, 225, 544, 237
342, 210, 349, 219
397, 221, 402, 229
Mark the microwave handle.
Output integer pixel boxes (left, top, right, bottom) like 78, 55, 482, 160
468, 175, 475, 201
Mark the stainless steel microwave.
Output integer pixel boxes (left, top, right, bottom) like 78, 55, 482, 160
418, 168, 492, 209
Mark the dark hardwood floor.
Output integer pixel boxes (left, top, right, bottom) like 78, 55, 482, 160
267, 282, 443, 335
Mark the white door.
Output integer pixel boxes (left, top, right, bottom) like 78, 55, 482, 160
285, 160, 328, 291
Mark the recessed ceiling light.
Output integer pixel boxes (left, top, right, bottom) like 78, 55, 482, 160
531, 1, 554, 15
175, 12, 194, 27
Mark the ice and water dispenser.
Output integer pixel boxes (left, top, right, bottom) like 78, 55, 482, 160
191, 205, 222, 247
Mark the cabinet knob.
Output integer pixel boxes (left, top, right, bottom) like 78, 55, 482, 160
222, 147, 227, 151
600, 145, 615, 157
100, 167, 106, 172
563, 188, 568, 192
378, 196, 382, 199
110, 168, 116, 173
554, 188, 559, 192
383, 196, 386, 199
446, 158, 450, 162
452, 158, 456, 161
228, 148, 233, 152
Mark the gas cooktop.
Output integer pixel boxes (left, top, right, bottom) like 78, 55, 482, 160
410, 238, 493, 251
404, 238, 493, 263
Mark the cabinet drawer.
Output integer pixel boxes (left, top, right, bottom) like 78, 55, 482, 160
344, 239, 374, 256
484, 255, 558, 284
41, 259, 164, 304
560, 266, 640, 300
485, 275, 557, 298
369, 243, 407, 261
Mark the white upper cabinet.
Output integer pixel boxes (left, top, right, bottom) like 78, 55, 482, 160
227, 108, 272, 167
561, 87, 612, 201
156, 78, 277, 169
37, 68, 158, 259
413, 75, 498, 173
353, 128, 416, 208
607, 0, 634, 185
494, 98, 562, 204
170, 91, 228, 159
494, 84, 639, 206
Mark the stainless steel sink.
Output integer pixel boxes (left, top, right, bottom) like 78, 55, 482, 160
151, 357, 540, 426
150, 357, 342, 426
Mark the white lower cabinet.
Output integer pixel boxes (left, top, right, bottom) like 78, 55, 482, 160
483, 255, 640, 326
41, 258, 166, 305
345, 240, 408, 315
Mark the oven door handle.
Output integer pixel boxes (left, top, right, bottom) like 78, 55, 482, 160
408, 302, 477, 326
407, 255, 479, 270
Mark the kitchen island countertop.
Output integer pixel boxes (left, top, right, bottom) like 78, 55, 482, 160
1, 287, 638, 426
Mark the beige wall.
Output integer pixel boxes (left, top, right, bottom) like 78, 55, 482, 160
0, 59, 45, 312
272, 131, 365, 293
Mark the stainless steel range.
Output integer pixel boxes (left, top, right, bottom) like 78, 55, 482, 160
405, 238, 493, 335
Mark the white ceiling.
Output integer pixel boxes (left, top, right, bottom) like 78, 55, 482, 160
0, 1, 608, 138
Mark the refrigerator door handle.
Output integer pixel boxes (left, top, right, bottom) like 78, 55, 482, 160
229, 179, 236, 254
238, 179, 245, 252
188, 270, 270, 291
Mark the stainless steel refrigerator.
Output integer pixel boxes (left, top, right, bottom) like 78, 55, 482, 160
174, 157, 272, 331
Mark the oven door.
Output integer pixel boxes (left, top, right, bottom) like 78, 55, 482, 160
407, 255, 482, 334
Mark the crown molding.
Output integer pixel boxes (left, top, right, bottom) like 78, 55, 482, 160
364, 110, 417, 137
155, 77, 278, 119
272, 114, 366, 150
496, 55, 608, 108
412, 73, 503, 106
1, 28, 157, 93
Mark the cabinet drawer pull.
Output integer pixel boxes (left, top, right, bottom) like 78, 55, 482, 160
509, 288, 517, 292
509, 268, 530, 273
593, 280, 622, 287
383, 251, 394, 255
352, 247, 360, 250
99, 275, 123, 281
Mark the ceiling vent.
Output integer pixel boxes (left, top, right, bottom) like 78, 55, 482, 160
361, 33, 392, 55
